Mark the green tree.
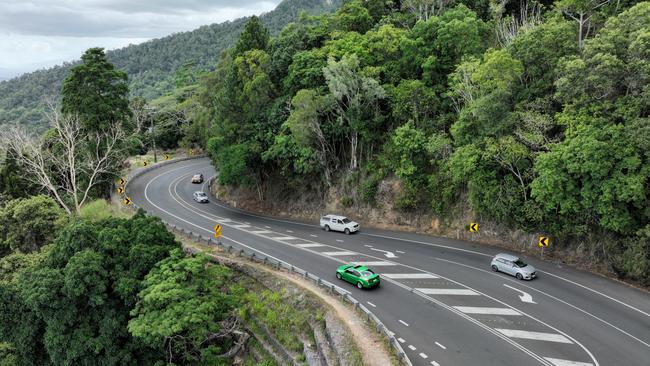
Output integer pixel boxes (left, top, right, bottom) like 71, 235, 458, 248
129, 250, 240, 365
61, 48, 131, 132
335, 0, 374, 33
234, 16, 270, 56
0, 195, 66, 256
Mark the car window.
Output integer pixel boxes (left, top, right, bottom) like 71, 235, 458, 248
514, 259, 528, 268
352, 270, 361, 277
361, 270, 374, 277
337, 220, 343, 224
342, 218, 351, 224
345, 268, 355, 274
331, 218, 336, 223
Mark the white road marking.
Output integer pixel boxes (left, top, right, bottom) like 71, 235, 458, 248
415, 288, 479, 296
264, 225, 271, 229
399, 320, 409, 327
232, 224, 251, 229
336, 239, 344, 242
495, 329, 573, 344
504, 284, 536, 304
366, 301, 376, 307
352, 261, 397, 266
310, 234, 318, 237
435, 342, 446, 350
250, 230, 272, 235
370, 248, 398, 258
286, 230, 293, 233
430, 361, 440, 366
364, 244, 373, 247
453, 307, 522, 316
544, 357, 594, 366
382, 273, 439, 279
273, 236, 297, 241
396, 250, 406, 254
323, 251, 356, 256
397, 338, 405, 343
295, 243, 324, 248
244, 221, 250, 225
419, 353, 428, 359
408, 345, 416, 351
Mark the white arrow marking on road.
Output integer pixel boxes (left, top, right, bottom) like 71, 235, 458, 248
503, 284, 536, 304
370, 248, 398, 258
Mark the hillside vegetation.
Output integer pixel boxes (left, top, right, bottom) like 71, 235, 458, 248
0, 0, 342, 132
179, 0, 648, 284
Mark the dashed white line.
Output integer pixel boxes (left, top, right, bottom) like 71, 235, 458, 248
366, 301, 376, 308
286, 230, 293, 233
430, 361, 440, 366
544, 357, 594, 366
397, 338, 405, 343
435, 342, 446, 350
322, 251, 356, 256
250, 230, 272, 235
396, 250, 406, 254
273, 236, 297, 241
264, 225, 271, 229
336, 239, 344, 242
415, 288, 479, 295
382, 273, 439, 279
310, 234, 318, 237
453, 306, 521, 316
352, 261, 397, 266
399, 320, 409, 327
419, 353, 428, 359
295, 243, 324, 248
231, 224, 251, 229
408, 345, 416, 351
495, 329, 573, 344
364, 244, 373, 247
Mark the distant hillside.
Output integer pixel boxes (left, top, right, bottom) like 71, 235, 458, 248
0, 0, 342, 132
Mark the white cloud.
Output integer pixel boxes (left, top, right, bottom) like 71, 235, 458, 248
0, 0, 280, 79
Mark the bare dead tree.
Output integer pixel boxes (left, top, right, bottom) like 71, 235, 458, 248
558, 0, 612, 48
495, 0, 543, 47
0, 104, 125, 215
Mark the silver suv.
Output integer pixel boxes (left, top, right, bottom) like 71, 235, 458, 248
491, 253, 537, 280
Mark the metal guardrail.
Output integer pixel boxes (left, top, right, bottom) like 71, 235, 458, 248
124, 156, 412, 366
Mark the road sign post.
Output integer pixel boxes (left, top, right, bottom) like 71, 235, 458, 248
117, 186, 124, 194
469, 222, 479, 240
538, 236, 549, 259
123, 197, 132, 205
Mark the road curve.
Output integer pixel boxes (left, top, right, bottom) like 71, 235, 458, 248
127, 158, 650, 366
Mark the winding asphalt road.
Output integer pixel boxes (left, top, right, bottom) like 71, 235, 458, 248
128, 158, 650, 366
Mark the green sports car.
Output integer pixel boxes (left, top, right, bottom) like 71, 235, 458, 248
336, 264, 380, 289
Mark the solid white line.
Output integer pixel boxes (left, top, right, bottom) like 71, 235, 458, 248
408, 345, 416, 351
435, 342, 446, 350
250, 230, 272, 235
382, 273, 439, 279
399, 320, 409, 327
367, 301, 376, 308
430, 361, 440, 366
415, 288, 479, 296
352, 261, 397, 266
544, 357, 593, 366
453, 307, 522, 316
322, 251, 356, 256
295, 243, 324, 248
495, 329, 573, 344
419, 353, 428, 359
397, 338, 405, 343
273, 236, 297, 241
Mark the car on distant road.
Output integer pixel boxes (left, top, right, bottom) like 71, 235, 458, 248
320, 214, 359, 234
336, 264, 380, 289
191, 173, 204, 183
193, 191, 208, 203
491, 253, 537, 280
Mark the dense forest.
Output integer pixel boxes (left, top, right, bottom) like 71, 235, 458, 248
0, 0, 342, 132
168, 0, 648, 284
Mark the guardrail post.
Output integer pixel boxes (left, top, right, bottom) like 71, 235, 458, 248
239, 249, 244, 257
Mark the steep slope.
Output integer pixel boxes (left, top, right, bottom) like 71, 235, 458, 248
0, 0, 342, 132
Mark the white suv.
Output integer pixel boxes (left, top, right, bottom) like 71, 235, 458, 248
320, 215, 359, 234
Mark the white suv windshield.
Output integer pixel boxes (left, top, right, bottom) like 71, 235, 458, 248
342, 218, 351, 224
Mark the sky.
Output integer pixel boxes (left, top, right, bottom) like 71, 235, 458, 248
0, 0, 281, 80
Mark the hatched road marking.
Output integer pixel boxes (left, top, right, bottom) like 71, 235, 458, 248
250, 230, 272, 235
495, 329, 573, 344
544, 358, 594, 366
382, 273, 439, 279
352, 261, 397, 266
399, 320, 409, 327
408, 345, 416, 351
322, 251, 356, 256
416, 288, 479, 296
435, 342, 446, 350
273, 236, 297, 241
419, 353, 428, 359
453, 307, 522, 316
295, 243, 324, 248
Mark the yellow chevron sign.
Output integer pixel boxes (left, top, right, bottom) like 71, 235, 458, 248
214, 224, 222, 238
538, 236, 549, 247
469, 223, 479, 232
